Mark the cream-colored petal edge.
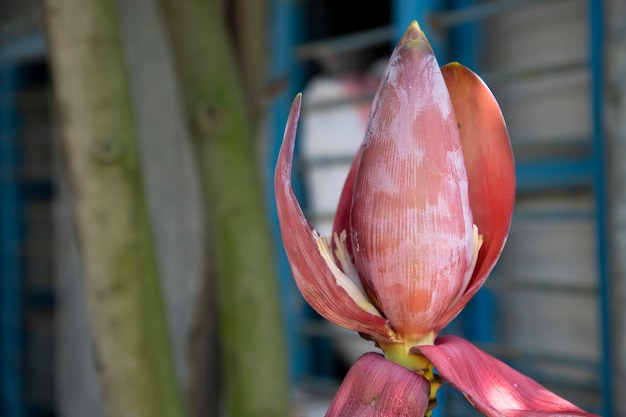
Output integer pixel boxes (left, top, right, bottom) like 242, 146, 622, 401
315, 232, 383, 317
332, 230, 365, 293
470, 224, 483, 276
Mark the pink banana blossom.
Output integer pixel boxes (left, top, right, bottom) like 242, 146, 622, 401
275, 21, 599, 417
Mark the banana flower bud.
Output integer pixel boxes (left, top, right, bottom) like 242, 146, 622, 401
275, 20, 599, 417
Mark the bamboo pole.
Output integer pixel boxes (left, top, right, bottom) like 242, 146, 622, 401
44, 2, 183, 417
157, 1, 291, 416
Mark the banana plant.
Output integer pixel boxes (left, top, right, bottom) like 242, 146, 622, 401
275, 21, 600, 417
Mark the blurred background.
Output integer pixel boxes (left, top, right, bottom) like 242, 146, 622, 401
1, 0, 625, 416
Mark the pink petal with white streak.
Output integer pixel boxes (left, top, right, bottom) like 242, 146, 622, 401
274, 94, 396, 343
349, 22, 478, 342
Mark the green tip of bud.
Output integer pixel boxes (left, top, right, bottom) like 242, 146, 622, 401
399, 19, 432, 51
409, 20, 421, 32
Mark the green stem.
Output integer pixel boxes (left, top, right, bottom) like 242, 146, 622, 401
380, 338, 442, 416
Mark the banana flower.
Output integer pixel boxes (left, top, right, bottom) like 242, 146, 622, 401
275, 21, 599, 417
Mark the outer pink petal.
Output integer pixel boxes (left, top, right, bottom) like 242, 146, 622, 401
350, 22, 476, 341
274, 94, 395, 343
326, 352, 430, 417
437, 64, 516, 328
418, 336, 600, 417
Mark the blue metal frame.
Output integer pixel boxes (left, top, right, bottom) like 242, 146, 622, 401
515, 157, 594, 192
0, 32, 46, 417
588, 1, 613, 415
1, 53, 23, 417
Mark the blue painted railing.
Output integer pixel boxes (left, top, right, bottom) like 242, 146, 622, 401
0, 32, 46, 417
588, 1, 613, 415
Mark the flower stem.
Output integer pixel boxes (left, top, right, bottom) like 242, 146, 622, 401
380, 341, 442, 416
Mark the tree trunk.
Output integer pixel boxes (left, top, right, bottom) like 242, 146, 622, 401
44, 2, 184, 417
157, 1, 291, 416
